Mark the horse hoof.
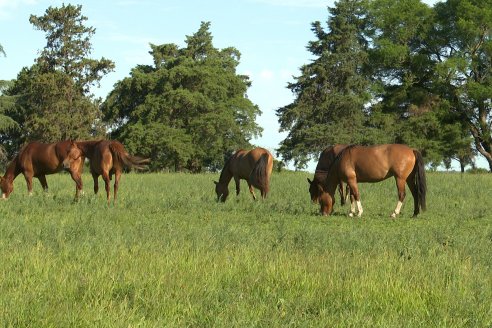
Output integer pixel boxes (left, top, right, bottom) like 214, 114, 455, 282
390, 213, 396, 218
349, 212, 354, 217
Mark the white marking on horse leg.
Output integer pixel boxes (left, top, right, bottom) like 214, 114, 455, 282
349, 200, 356, 217
28, 192, 33, 197
357, 200, 363, 217
1, 193, 6, 200
391, 201, 403, 218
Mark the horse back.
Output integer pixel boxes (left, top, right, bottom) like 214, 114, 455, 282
18, 141, 64, 175
344, 144, 416, 182
230, 148, 272, 179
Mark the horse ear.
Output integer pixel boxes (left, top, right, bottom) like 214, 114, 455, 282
213, 181, 218, 185
307, 178, 312, 184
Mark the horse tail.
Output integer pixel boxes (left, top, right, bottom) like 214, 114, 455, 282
251, 152, 272, 196
109, 141, 150, 171
413, 150, 427, 212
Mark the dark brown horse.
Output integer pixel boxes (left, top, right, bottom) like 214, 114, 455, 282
316, 144, 427, 217
0, 141, 84, 199
307, 144, 351, 206
73, 140, 149, 204
214, 147, 273, 202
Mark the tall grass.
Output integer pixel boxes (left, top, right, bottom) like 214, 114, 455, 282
0, 172, 491, 326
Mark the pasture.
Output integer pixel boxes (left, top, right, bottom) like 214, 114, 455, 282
0, 171, 491, 327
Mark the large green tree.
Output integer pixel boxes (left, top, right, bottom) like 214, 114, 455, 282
365, 0, 451, 165
276, 0, 372, 169
431, 0, 492, 171
5, 4, 114, 152
103, 22, 262, 172
1, 42, 19, 166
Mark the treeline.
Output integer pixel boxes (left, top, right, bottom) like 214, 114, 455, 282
1, 0, 492, 172
278, 0, 492, 172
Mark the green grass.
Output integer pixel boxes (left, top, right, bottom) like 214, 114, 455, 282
0, 171, 491, 327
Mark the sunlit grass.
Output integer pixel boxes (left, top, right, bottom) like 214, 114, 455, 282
0, 171, 491, 326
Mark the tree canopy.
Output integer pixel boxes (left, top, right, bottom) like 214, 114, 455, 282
102, 22, 262, 172
3, 4, 114, 156
277, 0, 492, 171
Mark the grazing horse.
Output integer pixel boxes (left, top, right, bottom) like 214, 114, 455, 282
307, 144, 351, 206
73, 140, 149, 204
0, 141, 84, 199
214, 147, 273, 202
316, 144, 427, 218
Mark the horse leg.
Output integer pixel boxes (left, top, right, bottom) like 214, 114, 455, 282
38, 175, 48, 192
92, 172, 99, 194
69, 170, 83, 199
338, 181, 345, 206
23, 173, 34, 196
113, 170, 121, 205
347, 178, 362, 217
406, 175, 419, 217
391, 177, 407, 218
247, 182, 257, 200
102, 172, 111, 205
234, 177, 241, 196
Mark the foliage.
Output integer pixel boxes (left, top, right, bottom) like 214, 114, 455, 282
102, 22, 262, 172
277, 0, 492, 171
3, 4, 114, 155
277, 0, 371, 169
0, 172, 491, 326
430, 0, 492, 171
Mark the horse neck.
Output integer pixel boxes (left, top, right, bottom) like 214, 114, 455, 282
217, 161, 233, 186
76, 140, 100, 159
2, 155, 21, 182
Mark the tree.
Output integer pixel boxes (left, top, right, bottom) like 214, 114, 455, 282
5, 4, 114, 150
431, 0, 492, 171
364, 0, 453, 165
276, 0, 372, 169
102, 22, 262, 172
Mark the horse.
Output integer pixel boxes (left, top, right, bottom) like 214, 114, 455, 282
316, 144, 427, 218
0, 140, 84, 199
307, 144, 351, 206
214, 147, 273, 202
73, 140, 150, 204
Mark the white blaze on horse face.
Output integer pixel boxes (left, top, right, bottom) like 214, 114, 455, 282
391, 201, 403, 218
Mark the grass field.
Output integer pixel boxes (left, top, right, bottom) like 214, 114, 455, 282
0, 171, 491, 327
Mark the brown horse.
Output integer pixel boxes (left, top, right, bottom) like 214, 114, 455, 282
73, 140, 149, 204
307, 144, 351, 206
316, 144, 427, 217
214, 147, 273, 202
0, 140, 84, 199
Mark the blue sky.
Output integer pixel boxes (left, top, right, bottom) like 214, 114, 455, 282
2, 0, 470, 171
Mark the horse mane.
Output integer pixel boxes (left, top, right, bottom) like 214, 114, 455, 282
218, 151, 236, 181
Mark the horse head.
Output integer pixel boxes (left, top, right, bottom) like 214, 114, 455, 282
214, 181, 229, 202
63, 141, 83, 170
0, 176, 13, 199
307, 177, 323, 204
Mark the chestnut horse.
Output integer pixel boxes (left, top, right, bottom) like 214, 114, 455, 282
317, 144, 427, 217
73, 140, 149, 204
307, 144, 351, 206
0, 141, 84, 199
214, 147, 273, 202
